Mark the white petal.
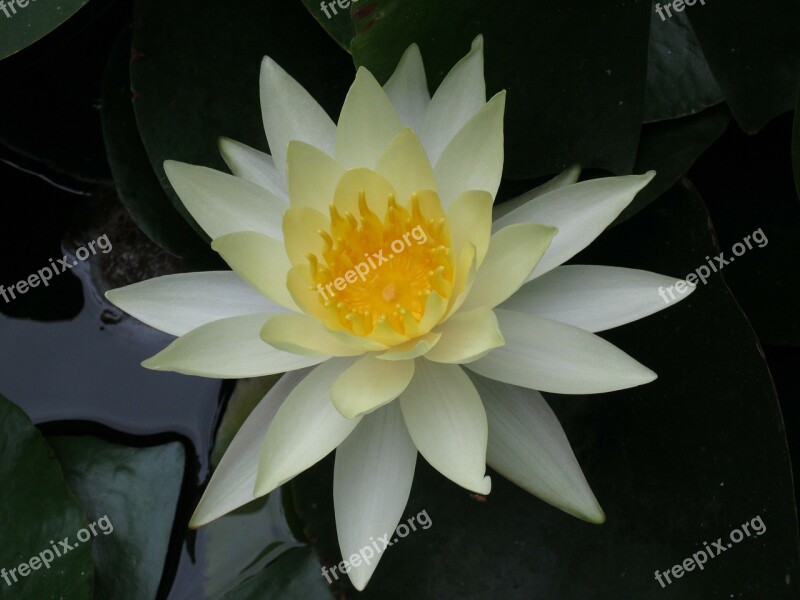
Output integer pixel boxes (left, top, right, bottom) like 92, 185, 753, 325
218, 137, 288, 201
142, 313, 326, 378
492, 172, 656, 281
420, 35, 486, 164
469, 373, 605, 523
190, 369, 309, 527
331, 355, 415, 418
492, 164, 580, 221
465, 309, 657, 394
384, 43, 430, 132
255, 358, 360, 495
399, 360, 490, 493
260, 56, 336, 183
164, 161, 285, 240
106, 272, 286, 337
336, 67, 403, 169
334, 402, 417, 591
501, 265, 695, 333
434, 91, 506, 209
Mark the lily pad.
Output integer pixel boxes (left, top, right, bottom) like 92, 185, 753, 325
643, 8, 724, 122
48, 436, 185, 600
101, 27, 213, 261
0, 0, 89, 61
0, 395, 92, 600
686, 0, 800, 133
292, 182, 800, 597
616, 103, 731, 224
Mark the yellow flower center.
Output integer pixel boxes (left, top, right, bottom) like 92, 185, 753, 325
308, 190, 453, 337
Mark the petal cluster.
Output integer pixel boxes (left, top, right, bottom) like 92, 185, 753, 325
106, 36, 694, 590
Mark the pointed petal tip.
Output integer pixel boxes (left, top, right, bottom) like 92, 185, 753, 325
471, 34, 484, 50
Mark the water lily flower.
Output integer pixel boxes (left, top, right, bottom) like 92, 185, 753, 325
107, 36, 693, 590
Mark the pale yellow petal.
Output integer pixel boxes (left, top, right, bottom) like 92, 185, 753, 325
375, 128, 437, 203
446, 190, 493, 266
426, 307, 504, 364
336, 67, 403, 169
286, 141, 343, 211
331, 355, 414, 418
459, 224, 556, 312
282, 206, 330, 267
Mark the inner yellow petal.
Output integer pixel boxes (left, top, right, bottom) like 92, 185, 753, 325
308, 187, 454, 341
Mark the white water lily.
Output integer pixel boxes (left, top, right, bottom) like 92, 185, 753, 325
107, 36, 693, 590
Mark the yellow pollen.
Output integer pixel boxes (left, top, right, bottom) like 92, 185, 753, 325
309, 189, 453, 337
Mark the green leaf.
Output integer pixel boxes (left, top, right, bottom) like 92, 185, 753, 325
616, 103, 731, 224
0, 395, 92, 600
130, 0, 354, 236
293, 182, 800, 597
101, 27, 214, 261
222, 547, 331, 600
687, 0, 800, 133
48, 436, 185, 600
350, 0, 650, 179
643, 9, 724, 122
0, 0, 89, 61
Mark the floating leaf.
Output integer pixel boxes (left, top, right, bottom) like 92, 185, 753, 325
49, 436, 185, 600
0, 395, 92, 600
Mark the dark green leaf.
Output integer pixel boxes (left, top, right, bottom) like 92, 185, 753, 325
643, 9, 723, 122
687, 0, 800, 133
616, 103, 731, 224
293, 182, 800, 598
101, 27, 213, 261
49, 436, 185, 600
350, 0, 650, 179
0, 0, 89, 61
130, 0, 354, 237
0, 396, 92, 600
